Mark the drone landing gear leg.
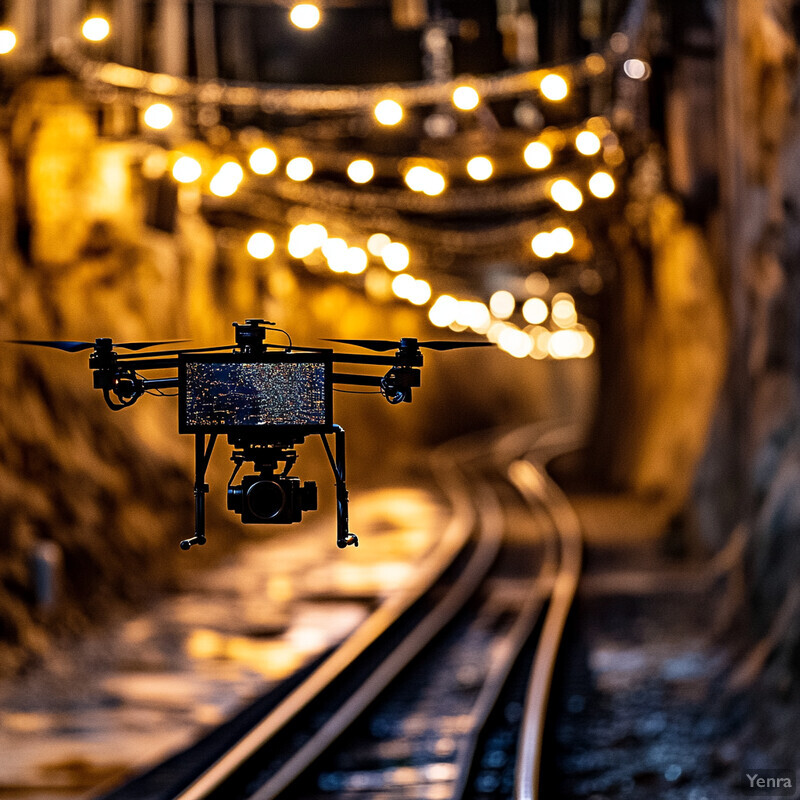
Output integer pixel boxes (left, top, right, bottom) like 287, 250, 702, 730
181, 433, 217, 550
322, 425, 357, 548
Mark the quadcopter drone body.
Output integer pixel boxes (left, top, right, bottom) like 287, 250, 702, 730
13, 320, 488, 550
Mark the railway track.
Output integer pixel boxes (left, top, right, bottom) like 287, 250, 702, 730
97, 424, 583, 800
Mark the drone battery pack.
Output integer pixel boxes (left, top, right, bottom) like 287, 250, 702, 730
178, 352, 333, 435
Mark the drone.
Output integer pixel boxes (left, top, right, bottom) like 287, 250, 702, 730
11, 319, 490, 551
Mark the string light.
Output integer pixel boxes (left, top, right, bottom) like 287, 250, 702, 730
323, 237, 349, 272
289, 4, 321, 30
408, 279, 432, 305
82, 17, 110, 42
466, 156, 493, 181
575, 130, 601, 155
247, 232, 275, 259
489, 290, 515, 319
367, 233, 391, 256
452, 85, 480, 111
286, 156, 313, 181
498, 327, 533, 358
172, 155, 202, 183
623, 58, 650, 80
249, 146, 278, 175
143, 102, 174, 129
522, 298, 548, 325
550, 226, 574, 253
0, 29, 17, 54
531, 232, 556, 259
540, 73, 569, 101
374, 99, 404, 126
523, 141, 552, 169
551, 293, 578, 328
209, 160, 244, 196
588, 171, 615, 198
550, 178, 583, 211
428, 295, 459, 327
345, 247, 368, 274
347, 159, 375, 184
392, 273, 416, 299
381, 242, 410, 271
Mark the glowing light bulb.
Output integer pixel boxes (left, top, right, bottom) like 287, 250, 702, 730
143, 103, 174, 130
550, 226, 574, 253
552, 296, 578, 328
305, 223, 327, 247
345, 247, 368, 274
548, 329, 583, 359
452, 85, 480, 111
288, 224, 325, 258
172, 156, 202, 183
489, 290, 515, 319
209, 161, 243, 197
498, 326, 533, 358
323, 238, 349, 272
408, 279, 432, 305
531, 232, 555, 259
466, 156, 493, 181
82, 16, 110, 41
286, 157, 313, 181
575, 130, 601, 156
589, 171, 615, 198
429, 295, 459, 327
347, 159, 375, 184
550, 178, 583, 211
367, 233, 391, 256
374, 99, 404, 126
540, 73, 569, 101
249, 147, 278, 175
290, 3, 321, 29
522, 297, 548, 325
404, 166, 429, 192
422, 170, 446, 196
0, 29, 16, 54
392, 273, 416, 299
247, 232, 275, 259
523, 141, 552, 169
382, 242, 410, 271
623, 58, 650, 80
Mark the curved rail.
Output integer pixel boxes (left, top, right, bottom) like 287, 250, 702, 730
510, 428, 584, 800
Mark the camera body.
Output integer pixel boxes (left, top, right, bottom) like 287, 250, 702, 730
227, 474, 317, 524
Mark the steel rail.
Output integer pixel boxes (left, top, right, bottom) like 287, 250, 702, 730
168, 436, 490, 800
510, 433, 584, 800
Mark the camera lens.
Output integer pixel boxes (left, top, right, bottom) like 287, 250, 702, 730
246, 479, 286, 520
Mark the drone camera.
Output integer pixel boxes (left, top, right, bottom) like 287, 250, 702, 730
228, 474, 317, 524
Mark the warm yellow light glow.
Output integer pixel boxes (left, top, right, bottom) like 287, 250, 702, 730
584, 53, 606, 75
0, 29, 16, 54
249, 147, 278, 175
322, 237, 348, 271
589, 171, 615, 198
550, 178, 583, 211
429, 295, 459, 327
404, 166, 429, 192
550, 226, 574, 253
422, 170, 446, 196
367, 233, 391, 256
489, 290, 515, 320
466, 156, 493, 181
347, 159, 375, 184
382, 242, 410, 271
247, 232, 275, 259
142, 149, 168, 179
498, 326, 533, 358
172, 156, 202, 183
288, 223, 326, 259
290, 3, 321, 29
522, 297, 548, 325
575, 130, 601, 156
452, 85, 480, 111
82, 16, 110, 42
531, 232, 555, 259
531, 327, 551, 359
392, 273, 416, 299
143, 103, 174, 130
286, 157, 313, 181
345, 247, 368, 274
408, 279, 432, 305
540, 73, 569, 101
455, 301, 491, 332
548, 329, 584, 359
552, 296, 578, 328
523, 141, 552, 170
374, 99, 404, 126
209, 161, 244, 197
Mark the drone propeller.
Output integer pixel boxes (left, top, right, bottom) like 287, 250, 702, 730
8, 339, 188, 353
324, 338, 493, 352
